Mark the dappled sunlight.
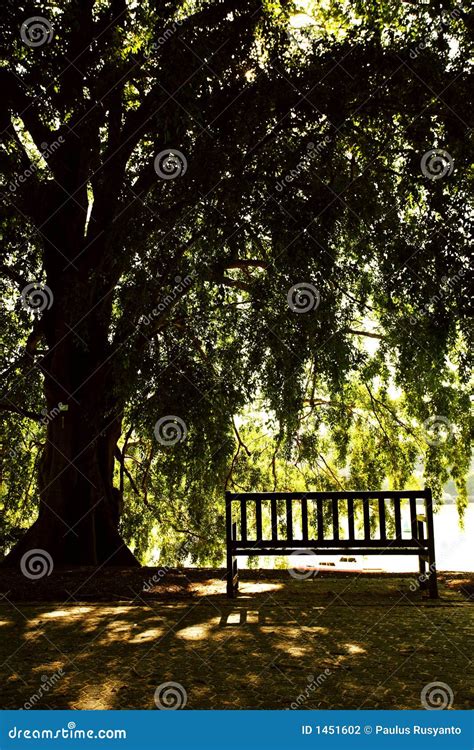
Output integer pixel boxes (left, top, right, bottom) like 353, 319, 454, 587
226, 611, 242, 625
176, 620, 217, 641
344, 643, 367, 655
41, 607, 93, 618
129, 627, 166, 644
75, 682, 119, 711
245, 610, 259, 624
261, 626, 303, 639
96, 620, 135, 644
237, 582, 283, 595
0, 574, 471, 709
302, 625, 329, 635
275, 643, 309, 658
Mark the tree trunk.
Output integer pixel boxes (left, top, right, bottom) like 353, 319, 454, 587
4, 390, 139, 567
3, 255, 139, 568
4, 412, 138, 569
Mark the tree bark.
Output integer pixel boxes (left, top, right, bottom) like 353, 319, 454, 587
3, 235, 139, 568
3, 364, 139, 567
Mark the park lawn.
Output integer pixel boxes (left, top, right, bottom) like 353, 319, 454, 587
0, 571, 472, 710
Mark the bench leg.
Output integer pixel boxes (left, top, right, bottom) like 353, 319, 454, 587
417, 521, 428, 591
425, 488, 439, 599
226, 553, 238, 598
418, 554, 428, 591
428, 546, 439, 600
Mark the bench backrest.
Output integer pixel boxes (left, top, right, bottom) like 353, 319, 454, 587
226, 489, 434, 549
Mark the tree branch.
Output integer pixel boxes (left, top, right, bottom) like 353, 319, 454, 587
207, 274, 253, 292
223, 259, 269, 270
343, 328, 384, 340
0, 264, 28, 289
0, 401, 42, 422
114, 445, 140, 495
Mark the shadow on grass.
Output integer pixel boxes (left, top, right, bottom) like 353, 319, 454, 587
0, 570, 472, 710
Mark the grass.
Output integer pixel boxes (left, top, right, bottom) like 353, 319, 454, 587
0, 570, 472, 710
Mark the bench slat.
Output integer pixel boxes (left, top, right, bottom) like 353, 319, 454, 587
317, 498, 324, 540
409, 498, 417, 539
240, 500, 247, 541
363, 497, 371, 540
347, 498, 355, 540
230, 490, 428, 499
271, 497, 278, 541
394, 499, 402, 539
301, 498, 308, 541
332, 498, 339, 540
233, 546, 426, 556
256, 497, 262, 541
233, 539, 427, 549
378, 497, 386, 540
286, 498, 293, 540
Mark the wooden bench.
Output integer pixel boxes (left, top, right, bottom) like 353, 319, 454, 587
225, 489, 438, 598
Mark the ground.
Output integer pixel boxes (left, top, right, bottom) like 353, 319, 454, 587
0, 569, 472, 710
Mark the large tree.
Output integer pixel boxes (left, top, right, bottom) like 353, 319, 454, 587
1, 0, 472, 566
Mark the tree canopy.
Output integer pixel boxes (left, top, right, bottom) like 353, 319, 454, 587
0, 0, 472, 566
